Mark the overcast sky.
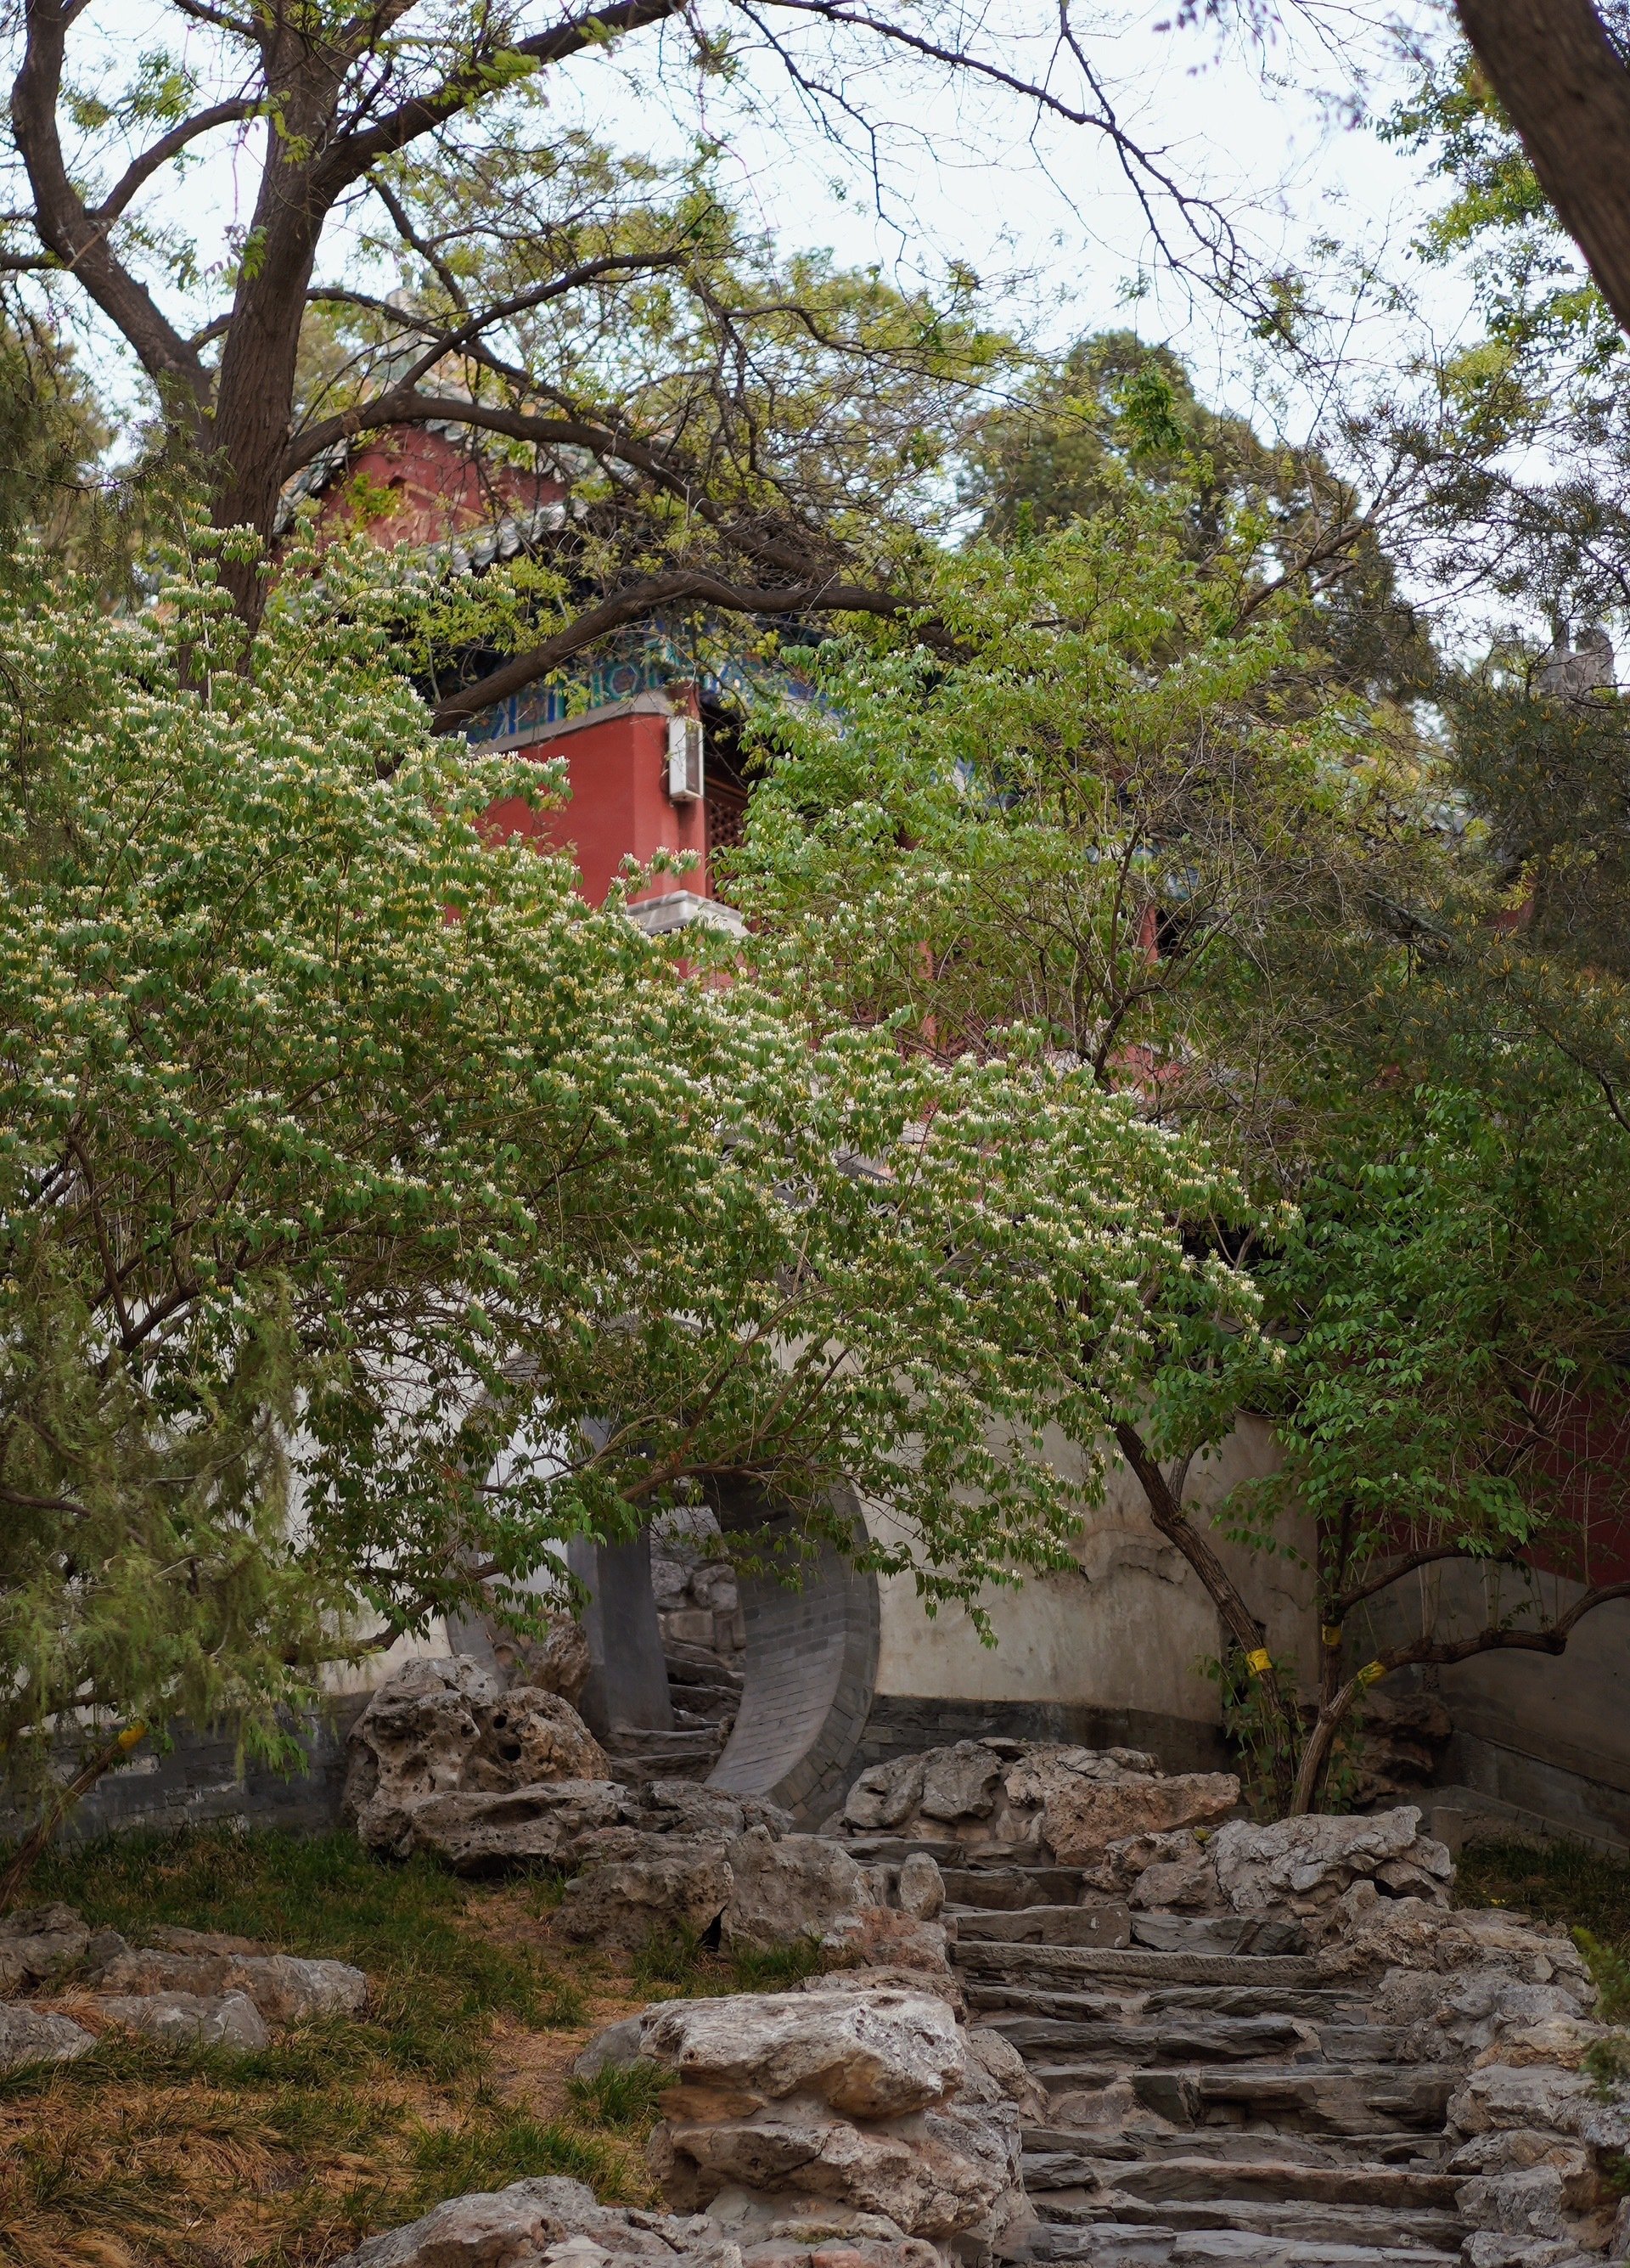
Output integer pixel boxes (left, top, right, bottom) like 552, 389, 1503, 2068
74, 0, 1459, 400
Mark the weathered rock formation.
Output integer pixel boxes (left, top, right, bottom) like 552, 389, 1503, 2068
344, 1656, 613, 1859
632, 1984, 1027, 2255
329, 2173, 940, 2268
557, 1824, 954, 1993
835, 1741, 1239, 1867
0, 1906, 367, 2070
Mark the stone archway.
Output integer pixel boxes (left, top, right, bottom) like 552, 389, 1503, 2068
705, 1492, 880, 1824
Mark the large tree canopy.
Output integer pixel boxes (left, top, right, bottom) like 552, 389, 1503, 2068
723, 436, 1630, 1814
0, 0, 1256, 691
0, 516, 1252, 1819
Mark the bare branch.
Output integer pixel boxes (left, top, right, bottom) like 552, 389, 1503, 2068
90, 98, 258, 228
312, 0, 688, 200
427, 564, 906, 734
9, 0, 211, 426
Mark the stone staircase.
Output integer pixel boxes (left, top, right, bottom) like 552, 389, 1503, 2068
941, 1859, 1471, 2268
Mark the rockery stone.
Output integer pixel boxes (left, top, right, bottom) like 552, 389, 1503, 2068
97, 1988, 271, 2051
345, 1654, 610, 1859
722, 1831, 878, 1956
1208, 1804, 1453, 1940
96, 1945, 368, 2023
556, 1833, 736, 1953
0, 1901, 91, 1989
639, 1988, 964, 2120
0, 2001, 94, 2071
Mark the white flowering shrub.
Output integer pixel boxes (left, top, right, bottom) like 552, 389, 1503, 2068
0, 529, 1251, 1800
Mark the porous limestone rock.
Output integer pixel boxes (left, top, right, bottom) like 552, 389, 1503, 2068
570, 2013, 645, 2080
640, 1987, 964, 2120
835, 1737, 1235, 1864
1079, 1827, 1223, 1911
343, 1655, 502, 1821
1444, 2030, 1630, 2260
962, 2025, 1048, 2124
494, 1612, 593, 1702
841, 1758, 926, 1835
722, 1831, 878, 1956
894, 1857, 943, 1924
556, 1832, 735, 1953
1209, 1804, 1453, 1941
1319, 1897, 1594, 1995
642, 1985, 1021, 2247
918, 1744, 1004, 1825
370, 1778, 630, 1873
1375, 1967, 1603, 2066
642, 1783, 792, 1843
1449, 2061, 1630, 2148
98, 1988, 271, 2051
0, 1901, 91, 1989
0, 2001, 94, 2071
345, 1653, 610, 1861
96, 1944, 368, 2024
1040, 1770, 1239, 1867
329, 2175, 748, 2268
482, 1686, 612, 1785
652, 2099, 1016, 2240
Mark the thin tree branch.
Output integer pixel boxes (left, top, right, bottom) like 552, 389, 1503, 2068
427, 564, 905, 734
310, 0, 688, 200
90, 98, 259, 227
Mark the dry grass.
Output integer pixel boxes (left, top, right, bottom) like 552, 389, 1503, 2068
1, 1826, 841, 2267
0, 1831, 667, 2268
1455, 1833, 1630, 1956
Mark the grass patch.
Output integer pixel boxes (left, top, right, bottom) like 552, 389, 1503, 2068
630, 1924, 708, 1997
728, 1935, 829, 1992
0, 1826, 642, 2267
407, 2105, 644, 2209
629, 1923, 836, 2003
1455, 1834, 1630, 1956
565, 2059, 676, 2134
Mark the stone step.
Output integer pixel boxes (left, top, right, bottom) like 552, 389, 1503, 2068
942, 1866, 1086, 1909
835, 1834, 967, 1865
666, 1656, 744, 1683
967, 1984, 1366, 2023
1021, 2153, 1461, 2210
987, 2012, 1324, 2063
1020, 2219, 1460, 2266
1315, 2027, 1414, 2063
1114, 2063, 1459, 2136
605, 1725, 722, 1754
953, 1941, 1324, 1987
1022, 2130, 1449, 2171
1130, 1914, 1307, 1957
953, 1905, 1133, 1950
956, 1905, 1309, 1961
1034, 2197, 1465, 2255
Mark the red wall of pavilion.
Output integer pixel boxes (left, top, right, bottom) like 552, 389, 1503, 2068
481, 705, 709, 911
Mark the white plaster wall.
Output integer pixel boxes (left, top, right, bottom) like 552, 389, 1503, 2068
871, 1417, 1316, 1725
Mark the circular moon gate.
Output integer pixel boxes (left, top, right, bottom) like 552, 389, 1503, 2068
705, 1494, 880, 1824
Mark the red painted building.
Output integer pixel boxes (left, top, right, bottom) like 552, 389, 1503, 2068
300, 419, 752, 932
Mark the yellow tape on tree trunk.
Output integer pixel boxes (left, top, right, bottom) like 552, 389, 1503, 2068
1357, 1660, 1387, 1686
1245, 1647, 1273, 1674
1321, 1625, 1343, 1647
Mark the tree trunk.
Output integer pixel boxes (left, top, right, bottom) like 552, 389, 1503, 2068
1113, 1422, 1301, 1811
207, 105, 331, 634
0, 1723, 148, 1911
1456, 0, 1630, 335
